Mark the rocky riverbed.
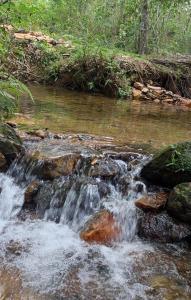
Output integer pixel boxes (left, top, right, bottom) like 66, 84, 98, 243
0, 123, 190, 299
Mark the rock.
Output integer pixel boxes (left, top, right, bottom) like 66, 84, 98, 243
6, 121, 17, 128
30, 129, 47, 139
141, 142, 191, 188
162, 98, 174, 104
134, 82, 144, 90
167, 182, 191, 224
89, 158, 121, 178
33, 182, 53, 218
135, 192, 168, 211
0, 152, 7, 171
24, 180, 40, 207
80, 210, 120, 245
31, 153, 81, 180
0, 123, 23, 163
132, 88, 142, 99
138, 212, 191, 242
147, 85, 162, 92
154, 99, 160, 103
142, 87, 149, 94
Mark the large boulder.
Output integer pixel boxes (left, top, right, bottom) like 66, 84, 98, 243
80, 210, 121, 245
141, 142, 191, 187
0, 123, 23, 163
167, 182, 191, 224
138, 212, 191, 242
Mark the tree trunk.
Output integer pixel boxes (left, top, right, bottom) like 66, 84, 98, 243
138, 0, 149, 55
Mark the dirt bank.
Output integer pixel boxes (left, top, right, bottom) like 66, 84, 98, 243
2, 26, 191, 101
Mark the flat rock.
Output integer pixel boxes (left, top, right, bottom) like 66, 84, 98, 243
135, 192, 168, 211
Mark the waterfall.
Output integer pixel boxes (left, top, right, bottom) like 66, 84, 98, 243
0, 173, 24, 232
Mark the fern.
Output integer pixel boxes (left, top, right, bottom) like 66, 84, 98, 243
0, 73, 33, 117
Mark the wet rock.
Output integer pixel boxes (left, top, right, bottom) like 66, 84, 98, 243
141, 142, 191, 188
97, 181, 111, 198
80, 210, 120, 245
116, 174, 131, 195
33, 182, 53, 217
89, 158, 121, 178
135, 192, 168, 211
138, 212, 191, 242
0, 123, 23, 163
32, 153, 81, 180
0, 152, 7, 171
167, 182, 191, 224
109, 152, 141, 163
34, 177, 74, 221
29, 129, 47, 139
24, 180, 41, 207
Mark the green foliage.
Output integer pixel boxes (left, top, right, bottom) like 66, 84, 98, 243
165, 143, 191, 172
0, 74, 33, 117
1, 0, 191, 55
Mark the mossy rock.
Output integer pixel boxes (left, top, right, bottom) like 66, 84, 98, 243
0, 123, 23, 163
167, 182, 191, 224
141, 142, 191, 187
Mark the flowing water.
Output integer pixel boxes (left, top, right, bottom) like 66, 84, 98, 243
1, 86, 191, 299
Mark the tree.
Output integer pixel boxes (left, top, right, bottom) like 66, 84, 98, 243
138, 0, 149, 54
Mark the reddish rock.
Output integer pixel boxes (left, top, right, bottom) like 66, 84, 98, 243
80, 210, 120, 245
135, 192, 168, 211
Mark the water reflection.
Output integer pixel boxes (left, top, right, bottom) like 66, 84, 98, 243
15, 84, 191, 148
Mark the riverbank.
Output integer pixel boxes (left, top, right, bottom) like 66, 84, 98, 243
1, 26, 191, 102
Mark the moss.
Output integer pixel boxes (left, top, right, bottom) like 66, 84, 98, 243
141, 142, 191, 187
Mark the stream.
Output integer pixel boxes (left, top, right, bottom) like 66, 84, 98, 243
0, 86, 191, 299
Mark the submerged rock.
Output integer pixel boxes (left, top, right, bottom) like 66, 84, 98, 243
80, 210, 120, 245
0, 123, 23, 163
138, 212, 191, 242
141, 142, 191, 187
135, 192, 168, 212
167, 182, 191, 224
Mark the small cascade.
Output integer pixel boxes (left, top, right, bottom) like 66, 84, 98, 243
0, 143, 190, 300
61, 181, 101, 230
0, 144, 149, 244
0, 173, 24, 231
